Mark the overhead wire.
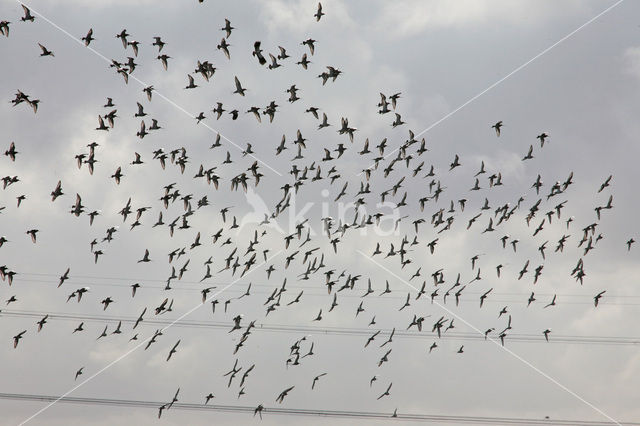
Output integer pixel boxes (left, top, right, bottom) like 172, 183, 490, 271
6, 274, 640, 306
1, 309, 638, 346
0, 392, 637, 425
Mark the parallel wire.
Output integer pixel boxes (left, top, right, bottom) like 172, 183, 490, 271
9, 273, 640, 305
1, 392, 639, 425
16, 251, 281, 425
2, 309, 638, 346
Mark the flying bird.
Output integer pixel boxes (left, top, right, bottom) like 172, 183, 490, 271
314, 3, 325, 21
492, 121, 503, 136
37, 43, 54, 57
233, 76, 246, 96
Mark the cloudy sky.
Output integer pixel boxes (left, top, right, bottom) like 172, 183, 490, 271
1, 0, 639, 425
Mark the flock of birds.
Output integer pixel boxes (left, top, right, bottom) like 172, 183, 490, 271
0, 1, 632, 422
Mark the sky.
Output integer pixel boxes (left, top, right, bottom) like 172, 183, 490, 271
1, 0, 639, 425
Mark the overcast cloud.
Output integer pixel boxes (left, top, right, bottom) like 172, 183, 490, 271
0, 0, 639, 425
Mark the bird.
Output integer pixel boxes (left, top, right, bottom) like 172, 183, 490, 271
0, 21, 9, 37
136, 120, 147, 139
21, 5, 35, 22
157, 54, 171, 70
185, 74, 198, 89
37, 43, 54, 57
254, 405, 264, 419
26, 229, 38, 243
36, 315, 48, 332
58, 268, 70, 288
131, 283, 140, 298
143, 86, 154, 101
449, 154, 461, 171
276, 386, 294, 403
392, 113, 405, 127
166, 340, 180, 361
297, 53, 311, 69
544, 295, 557, 308
128, 40, 140, 56
168, 388, 180, 409
115, 28, 129, 48
492, 121, 503, 136
4, 142, 18, 161
218, 38, 231, 59
82, 28, 94, 46
0, 20, 10, 37
627, 238, 635, 251
101, 297, 113, 310
138, 249, 151, 263
152, 36, 165, 51
537, 132, 549, 147
277, 45, 289, 60
233, 76, 246, 96
522, 145, 534, 161
13, 330, 26, 348
598, 175, 612, 193
312, 373, 327, 389
96, 115, 109, 131
252, 41, 267, 65
377, 382, 392, 400
527, 292, 536, 307
111, 167, 123, 184
314, 3, 325, 21
480, 288, 492, 308
221, 19, 234, 38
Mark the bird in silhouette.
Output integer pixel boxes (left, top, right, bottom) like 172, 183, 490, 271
492, 121, 503, 136
233, 76, 246, 96
276, 386, 295, 403
314, 3, 325, 21
166, 340, 180, 361
37, 43, 54, 57
21, 5, 35, 22
13, 330, 26, 348
377, 382, 392, 400
82, 28, 94, 46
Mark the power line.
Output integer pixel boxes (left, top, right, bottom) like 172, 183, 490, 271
8, 274, 640, 306
0, 391, 636, 425
2, 309, 638, 346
